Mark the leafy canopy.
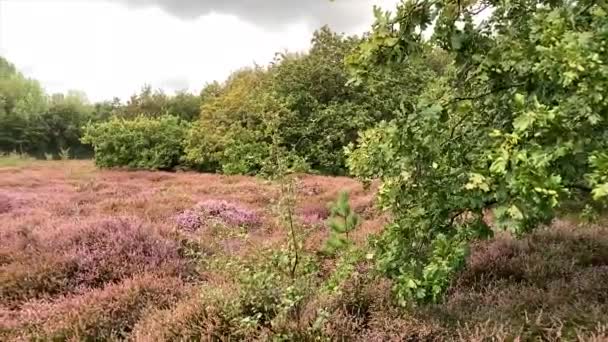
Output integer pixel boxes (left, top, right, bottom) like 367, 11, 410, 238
347, 0, 608, 303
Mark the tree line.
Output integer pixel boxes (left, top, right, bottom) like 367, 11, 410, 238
0, 58, 201, 159
1, 27, 447, 171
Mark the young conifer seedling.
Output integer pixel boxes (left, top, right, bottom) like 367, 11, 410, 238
324, 191, 360, 255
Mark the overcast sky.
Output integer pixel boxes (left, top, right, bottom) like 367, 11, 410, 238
0, 0, 398, 102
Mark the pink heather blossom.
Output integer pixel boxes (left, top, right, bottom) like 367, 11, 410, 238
173, 200, 261, 231
174, 210, 202, 231
0, 192, 12, 214
195, 199, 261, 227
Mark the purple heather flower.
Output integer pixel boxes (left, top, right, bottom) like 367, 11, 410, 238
174, 210, 202, 231
0, 193, 12, 214
195, 199, 260, 228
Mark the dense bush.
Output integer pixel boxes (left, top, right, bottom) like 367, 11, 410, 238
182, 67, 283, 174
346, 0, 608, 303
0, 57, 49, 155
82, 115, 189, 170
39, 92, 95, 158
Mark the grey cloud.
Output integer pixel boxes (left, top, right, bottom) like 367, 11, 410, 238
106, 0, 374, 31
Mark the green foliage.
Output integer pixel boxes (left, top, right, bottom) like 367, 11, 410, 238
268, 160, 304, 279
237, 250, 317, 328
82, 115, 189, 170
0, 151, 36, 167
182, 67, 283, 174
269, 27, 445, 174
221, 140, 271, 175
0, 56, 100, 157
0, 56, 48, 154
323, 248, 366, 295
324, 191, 360, 254
58, 147, 71, 161
203, 249, 318, 337
181, 26, 445, 176
113, 85, 202, 121
347, 0, 608, 303
268, 28, 363, 174
40, 92, 94, 157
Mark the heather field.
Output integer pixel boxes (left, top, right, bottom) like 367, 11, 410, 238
1, 159, 608, 341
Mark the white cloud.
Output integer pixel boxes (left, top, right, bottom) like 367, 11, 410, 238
0, 0, 398, 102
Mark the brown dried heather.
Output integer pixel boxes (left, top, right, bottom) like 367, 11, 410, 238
298, 203, 330, 226
2, 274, 185, 341
427, 220, 608, 340
0, 254, 79, 308
132, 290, 240, 342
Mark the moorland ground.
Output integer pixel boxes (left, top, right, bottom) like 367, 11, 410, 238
1, 159, 607, 341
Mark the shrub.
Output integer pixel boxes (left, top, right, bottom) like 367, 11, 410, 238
183, 124, 273, 175
0, 193, 11, 214
324, 191, 360, 254
173, 200, 261, 234
81, 115, 189, 170
4, 275, 184, 341
133, 288, 244, 341
195, 200, 261, 228
174, 200, 261, 232
174, 209, 203, 232
140, 250, 320, 340
181, 123, 223, 172
59, 217, 187, 286
221, 140, 271, 175
346, 0, 608, 304
181, 67, 278, 175
0, 217, 188, 306
133, 250, 319, 341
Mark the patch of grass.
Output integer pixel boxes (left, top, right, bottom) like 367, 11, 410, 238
0, 152, 36, 168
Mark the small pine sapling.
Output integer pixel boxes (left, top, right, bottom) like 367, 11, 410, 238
59, 147, 71, 160
324, 191, 360, 255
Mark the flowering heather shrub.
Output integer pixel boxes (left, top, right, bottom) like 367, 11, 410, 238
58, 217, 186, 286
0, 193, 11, 214
3, 275, 184, 341
195, 199, 261, 228
174, 209, 202, 232
173, 200, 260, 232
0, 217, 188, 306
